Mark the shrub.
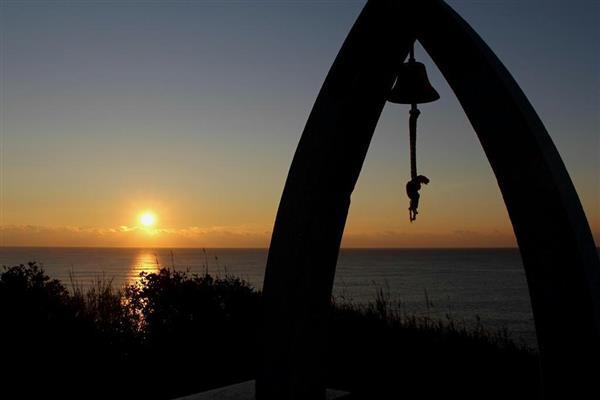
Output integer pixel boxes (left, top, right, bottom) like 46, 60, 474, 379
0, 262, 539, 399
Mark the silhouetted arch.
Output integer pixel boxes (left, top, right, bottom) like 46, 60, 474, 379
258, 1, 600, 399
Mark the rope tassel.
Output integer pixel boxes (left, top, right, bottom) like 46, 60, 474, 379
406, 103, 429, 222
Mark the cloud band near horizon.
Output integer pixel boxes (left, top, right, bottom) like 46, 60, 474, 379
5, 223, 590, 249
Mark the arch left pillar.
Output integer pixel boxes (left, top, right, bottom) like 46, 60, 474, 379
256, 1, 413, 399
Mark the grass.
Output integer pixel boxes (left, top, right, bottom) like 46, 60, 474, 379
0, 262, 540, 399
327, 288, 539, 399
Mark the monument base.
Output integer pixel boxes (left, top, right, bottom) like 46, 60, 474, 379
173, 380, 350, 400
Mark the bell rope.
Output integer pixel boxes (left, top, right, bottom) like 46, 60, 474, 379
388, 42, 438, 222
409, 104, 420, 180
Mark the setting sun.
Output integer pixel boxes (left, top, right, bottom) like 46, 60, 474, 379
139, 212, 156, 227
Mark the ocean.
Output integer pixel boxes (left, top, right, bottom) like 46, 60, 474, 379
0, 247, 537, 346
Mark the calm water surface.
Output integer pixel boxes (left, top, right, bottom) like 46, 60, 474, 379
1, 247, 539, 345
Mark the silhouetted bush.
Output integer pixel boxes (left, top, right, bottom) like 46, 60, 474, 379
0, 262, 539, 399
125, 268, 261, 398
0, 263, 259, 399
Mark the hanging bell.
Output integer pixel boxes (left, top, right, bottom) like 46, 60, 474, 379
388, 59, 440, 104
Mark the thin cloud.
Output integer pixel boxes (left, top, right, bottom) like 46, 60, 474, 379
3, 224, 596, 248
0, 224, 529, 248
0, 224, 270, 248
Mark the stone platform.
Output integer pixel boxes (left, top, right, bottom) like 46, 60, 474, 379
173, 380, 350, 400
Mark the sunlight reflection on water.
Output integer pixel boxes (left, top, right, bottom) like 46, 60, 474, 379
127, 250, 160, 286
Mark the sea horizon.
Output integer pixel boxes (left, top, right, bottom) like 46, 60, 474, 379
0, 246, 544, 346
0, 245, 523, 250
6, 246, 597, 348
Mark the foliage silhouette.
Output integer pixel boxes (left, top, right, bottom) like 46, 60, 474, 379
0, 262, 538, 399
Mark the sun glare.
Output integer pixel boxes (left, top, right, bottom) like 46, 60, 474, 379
140, 212, 156, 227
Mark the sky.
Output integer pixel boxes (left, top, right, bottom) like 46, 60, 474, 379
0, 0, 598, 248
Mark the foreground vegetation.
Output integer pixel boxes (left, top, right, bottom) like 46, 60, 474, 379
0, 262, 540, 399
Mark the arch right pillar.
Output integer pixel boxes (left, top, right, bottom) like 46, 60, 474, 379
414, 1, 600, 397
